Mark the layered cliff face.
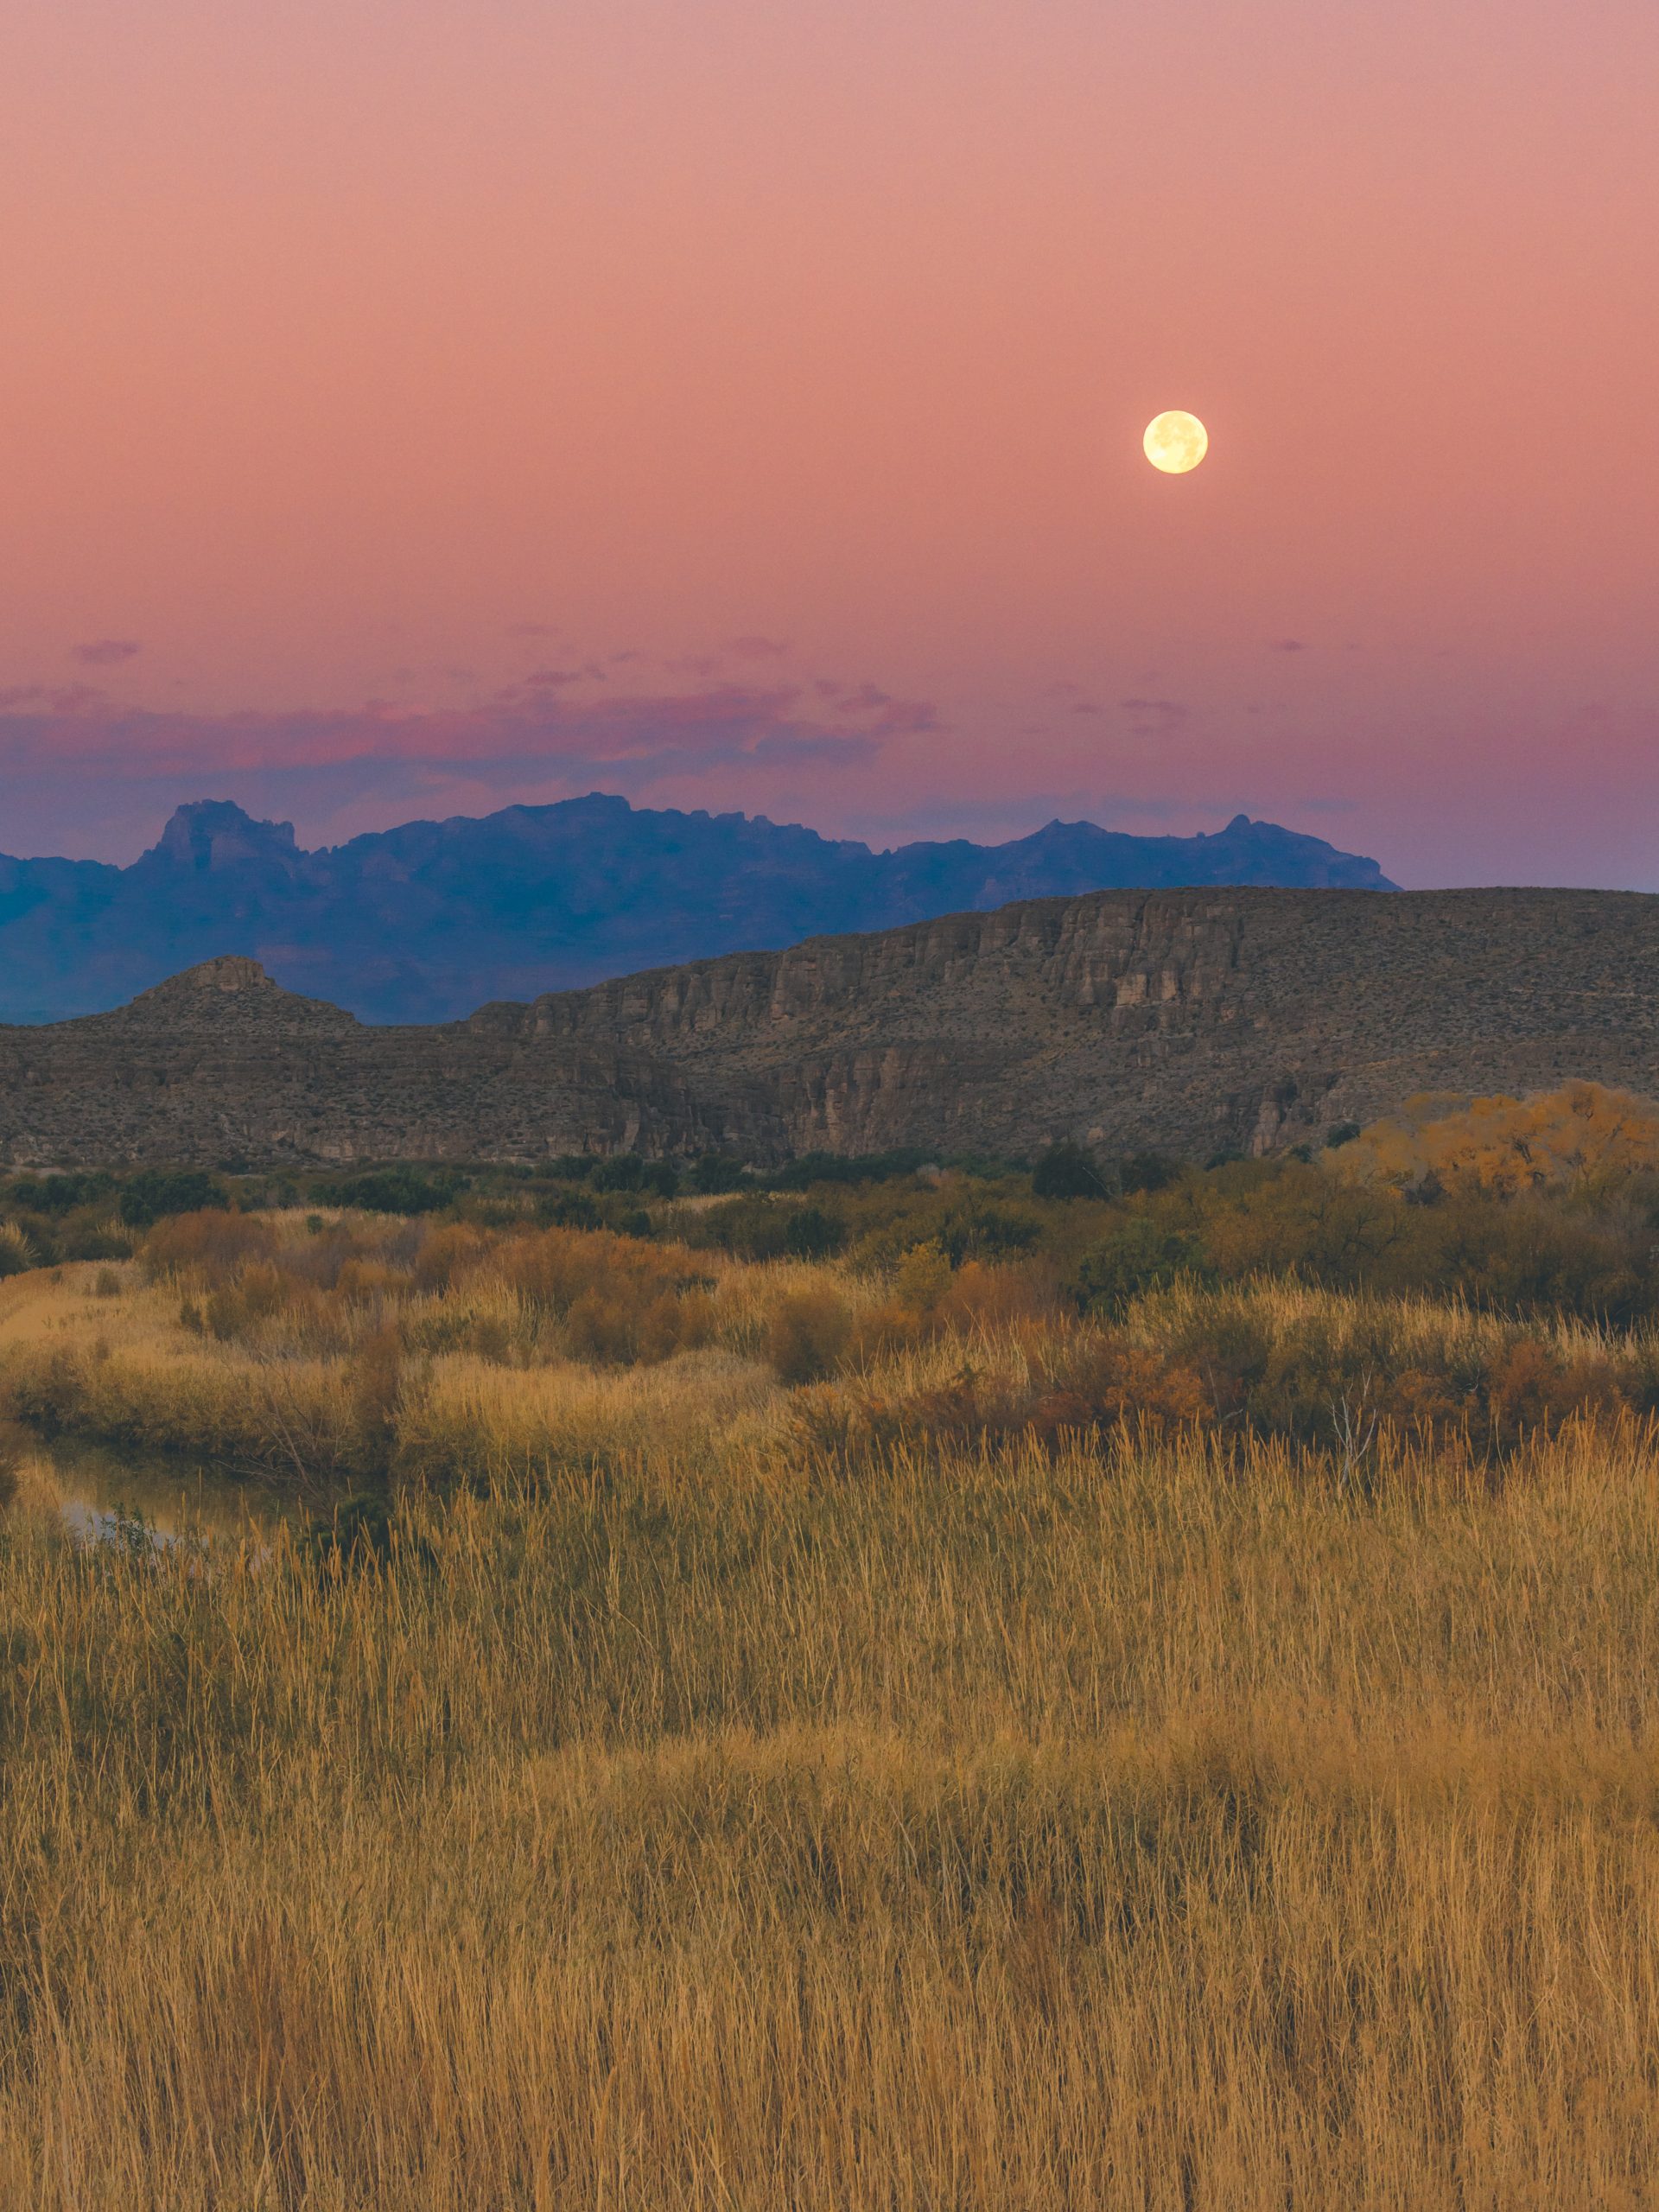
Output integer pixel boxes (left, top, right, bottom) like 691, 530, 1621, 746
0, 957, 761, 1167
1, 888, 1656, 1167
473, 886, 1659, 1161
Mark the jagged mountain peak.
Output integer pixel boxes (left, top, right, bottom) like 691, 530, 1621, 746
0, 792, 1395, 1025
149, 801, 301, 873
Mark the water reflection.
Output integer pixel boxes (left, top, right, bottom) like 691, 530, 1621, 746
45, 1437, 295, 1548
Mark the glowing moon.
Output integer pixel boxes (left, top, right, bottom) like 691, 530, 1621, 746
1143, 410, 1208, 474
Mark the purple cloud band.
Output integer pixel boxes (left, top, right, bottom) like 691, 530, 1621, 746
0, 671, 939, 855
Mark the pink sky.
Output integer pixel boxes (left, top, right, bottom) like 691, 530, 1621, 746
2, 0, 1656, 883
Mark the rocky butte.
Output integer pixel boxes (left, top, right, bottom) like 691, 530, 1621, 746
0, 884, 1656, 1168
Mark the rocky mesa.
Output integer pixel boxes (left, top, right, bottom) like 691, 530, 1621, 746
2, 884, 1656, 1166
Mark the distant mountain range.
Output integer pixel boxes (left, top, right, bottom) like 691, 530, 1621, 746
0, 795, 1396, 1025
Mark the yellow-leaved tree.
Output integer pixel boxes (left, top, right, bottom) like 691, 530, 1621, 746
1332, 1081, 1659, 1196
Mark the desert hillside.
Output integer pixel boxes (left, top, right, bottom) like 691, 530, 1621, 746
0, 883, 1653, 1164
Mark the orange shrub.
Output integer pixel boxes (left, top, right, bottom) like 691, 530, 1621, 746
411, 1223, 492, 1294
847, 1300, 926, 1364
1483, 1338, 1624, 1440
765, 1287, 854, 1384
937, 1259, 1058, 1333
1027, 1338, 1211, 1440
639, 1287, 718, 1364
336, 1258, 407, 1307
468, 1225, 716, 1365
492, 1225, 703, 1313
142, 1209, 274, 1284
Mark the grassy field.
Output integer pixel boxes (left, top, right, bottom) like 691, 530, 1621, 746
4, 1203, 1659, 2205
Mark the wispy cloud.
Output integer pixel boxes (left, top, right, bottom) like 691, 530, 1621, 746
0, 669, 935, 855
0, 683, 106, 713
70, 639, 143, 667
1118, 697, 1188, 735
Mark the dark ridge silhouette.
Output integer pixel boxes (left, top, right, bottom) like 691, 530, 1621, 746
0, 794, 1395, 1024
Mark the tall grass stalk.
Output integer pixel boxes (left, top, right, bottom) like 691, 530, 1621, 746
3, 1421, 1659, 2202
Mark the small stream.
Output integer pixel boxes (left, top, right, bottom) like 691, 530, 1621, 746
43, 1436, 298, 1548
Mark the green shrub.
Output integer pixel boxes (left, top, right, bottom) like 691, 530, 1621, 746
328, 1168, 464, 1216
689, 1153, 749, 1193
591, 1154, 678, 1198
3, 1171, 112, 1217
766, 1149, 931, 1191
784, 1205, 844, 1260
1120, 1152, 1180, 1194
689, 1196, 840, 1262
1031, 1143, 1110, 1200
932, 1200, 1042, 1266
118, 1169, 227, 1227
0, 1222, 37, 1279
1075, 1218, 1211, 1318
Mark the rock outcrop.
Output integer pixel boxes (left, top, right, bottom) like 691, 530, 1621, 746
3, 887, 1657, 1166
0, 957, 753, 1167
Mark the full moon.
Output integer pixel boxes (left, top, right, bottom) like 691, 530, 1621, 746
1143, 410, 1208, 474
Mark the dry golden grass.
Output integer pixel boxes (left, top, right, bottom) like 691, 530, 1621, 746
11, 1226, 1658, 1497
6, 1243, 1659, 2201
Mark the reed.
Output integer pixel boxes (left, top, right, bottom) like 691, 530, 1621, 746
4, 1226, 1659, 2202
3, 1421, 1659, 2203
10, 1219, 1659, 1488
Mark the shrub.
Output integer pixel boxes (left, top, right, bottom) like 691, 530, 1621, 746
58, 1216, 137, 1263
1031, 1143, 1111, 1200
1339, 1082, 1659, 1197
350, 1325, 404, 1477
0, 1222, 37, 1279
489, 1224, 714, 1364
765, 1286, 854, 1385
411, 1223, 491, 1294
937, 1258, 1058, 1332
303, 1491, 394, 1572
118, 1169, 227, 1227
0, 1424, 22, 1512
767, 1149, 931, 1191
1028, 1334, 1211, 1438
3, 1171, 111, 1216
784, 1205, 844, 1260
1120, 1152, 1180, 1195
141, 1210, 273, 1284
4, 1344, 87, 1434
1075, 1219, 1211, 1317
591, 1154, 678, 1198
535, 1188, 603, 1230
690, 1196, 834, 1262
932, 1200, 1041, 1265
330, 1167, 463, 1216
893, 1241, 952, 1315
690, 1153, 748, 1194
